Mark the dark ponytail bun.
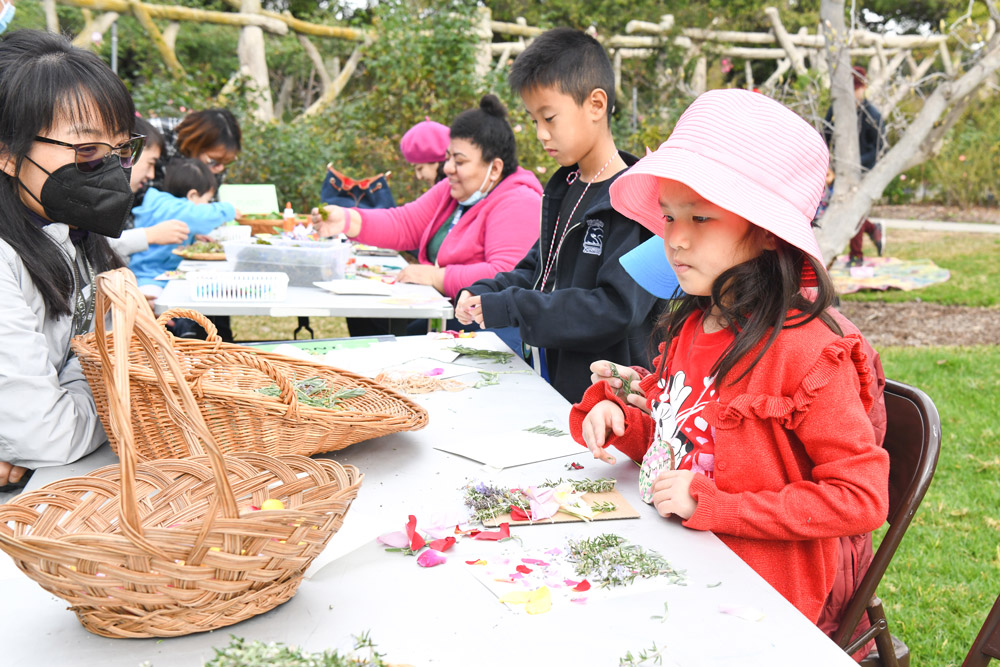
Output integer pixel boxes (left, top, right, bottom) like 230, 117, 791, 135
479, 94, 508, 120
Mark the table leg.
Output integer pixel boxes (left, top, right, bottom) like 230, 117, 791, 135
427, 317, 445, 333
294, 317, 315, 339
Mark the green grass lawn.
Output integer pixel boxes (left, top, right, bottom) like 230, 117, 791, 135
876, 345, 1000, 666
842, 230, 1000, 307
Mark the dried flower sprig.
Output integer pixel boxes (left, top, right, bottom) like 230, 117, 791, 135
590, 501, 617, 513
448, 345, 514, 363
619, 641, 665, 666
608, 362, 641, 401
462, 481, 529, 524
205, 633, 388, 666
256, 377, 365, 410
566, 533, 685, 588
538, 477, 617, 494
523, 424, 569, 437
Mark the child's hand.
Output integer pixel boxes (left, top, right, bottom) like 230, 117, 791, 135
455, 291, 484, 327
650, 469, 698, 520
145, 219, 189, 246
590, 361, 647, 411
580, 400, 624, 465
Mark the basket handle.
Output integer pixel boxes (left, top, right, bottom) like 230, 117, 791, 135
185, 350, 302, 420
93, 269, 242, 560
156, 308, 222, 342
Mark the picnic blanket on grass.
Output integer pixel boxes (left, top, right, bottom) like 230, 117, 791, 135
831, 256, 950, 294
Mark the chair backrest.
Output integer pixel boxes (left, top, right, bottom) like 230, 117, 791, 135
833, 378, 942, 649
963, 594, 1000, 667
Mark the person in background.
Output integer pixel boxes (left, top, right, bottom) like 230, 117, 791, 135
400, 117, 450, 184
822, 65, 885, 266
0, 1, 16, 34
454, 28, 664, 403
573, 89, 888, 660
147, 108, 241, 340
147, 108, 241, 195
109, 116, 189, 263
129, 157, 237, 311
314, 95, 542, 339
0, 30, 139, 487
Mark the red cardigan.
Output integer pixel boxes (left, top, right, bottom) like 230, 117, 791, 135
355, 167, 543, 298
569, 314, 890, 623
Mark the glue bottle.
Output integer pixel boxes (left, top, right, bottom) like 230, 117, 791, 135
282, 202, 295, 232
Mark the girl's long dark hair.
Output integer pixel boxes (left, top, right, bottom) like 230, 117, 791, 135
0, 30, 131, 317
656, 239, 842, 386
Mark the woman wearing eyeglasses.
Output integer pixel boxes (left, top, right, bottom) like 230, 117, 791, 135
0, 30, 142, 489
146, 108, 241, 197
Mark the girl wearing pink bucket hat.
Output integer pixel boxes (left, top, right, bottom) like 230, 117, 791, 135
569, 89, 889, 652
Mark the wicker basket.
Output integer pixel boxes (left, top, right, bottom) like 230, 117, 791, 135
0, 269, 364, 638
71, 305, 427, 462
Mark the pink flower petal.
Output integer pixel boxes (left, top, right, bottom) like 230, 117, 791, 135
424, 368, 444, 376
416, 549, 447, 568
522, 558, 549, 566
571, 597, 588, 604
377, 530, 409, 549
510, 572, 524, 580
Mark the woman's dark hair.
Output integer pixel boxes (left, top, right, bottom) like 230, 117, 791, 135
133, 116, 164, 152
434, 161, 447, 183
164, 157, 216, 199
0, 30, 130, 318
450, 94, 518, 179
176, 108, 241, 158
654, 238, 842, 387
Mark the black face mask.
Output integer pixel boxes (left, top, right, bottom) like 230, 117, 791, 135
21, 156, 134, 239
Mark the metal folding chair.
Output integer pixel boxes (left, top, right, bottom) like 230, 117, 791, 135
963, 594, 1000, 667
833, 379, 941, 666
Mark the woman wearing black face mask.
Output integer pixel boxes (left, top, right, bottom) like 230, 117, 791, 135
0, 30, 140, 489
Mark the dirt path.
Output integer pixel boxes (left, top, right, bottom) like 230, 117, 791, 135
838, 302, 1000, 347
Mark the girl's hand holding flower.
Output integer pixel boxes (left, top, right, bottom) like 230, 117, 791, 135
580, 400, 624, 465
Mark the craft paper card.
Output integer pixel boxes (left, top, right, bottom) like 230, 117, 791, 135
218, 184, 280, 215
434, 430, 583, 469
314, 280, 394, 296
483, 488, 639, 527
383, 358, 481, 380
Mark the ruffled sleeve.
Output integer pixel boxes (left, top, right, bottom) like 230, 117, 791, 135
685, 335, 889, 541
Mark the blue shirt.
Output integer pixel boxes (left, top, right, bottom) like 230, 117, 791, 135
129, 188, 235, 286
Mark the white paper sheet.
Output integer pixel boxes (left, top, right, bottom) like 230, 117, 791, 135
314, 280, 394, 296
434, 430, 583, 469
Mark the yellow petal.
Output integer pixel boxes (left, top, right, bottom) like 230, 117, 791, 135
525, 586, 552, 614
499, 590, 532, 605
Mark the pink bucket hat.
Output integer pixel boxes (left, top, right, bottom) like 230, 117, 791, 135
612, 89, 829, 296
400, 118, 450, 164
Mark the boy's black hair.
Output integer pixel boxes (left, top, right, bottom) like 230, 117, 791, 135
0, 29, 129, 318
450, 94, 519, 179
654, 239, 842, 387
164, 157, 216, 199
133, 116, 164, 152
508, 27, 616, 126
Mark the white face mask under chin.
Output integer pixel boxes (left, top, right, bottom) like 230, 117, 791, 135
457, 167, 495, 207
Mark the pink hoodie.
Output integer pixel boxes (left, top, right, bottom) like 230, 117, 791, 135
355, 166, 543, 298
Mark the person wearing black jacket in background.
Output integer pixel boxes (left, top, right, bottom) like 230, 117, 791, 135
823, 65, 886, 265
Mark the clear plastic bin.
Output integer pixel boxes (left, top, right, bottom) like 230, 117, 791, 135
209, 224, 253, 242
188, 271, 289, 302
222, 238, 351, 287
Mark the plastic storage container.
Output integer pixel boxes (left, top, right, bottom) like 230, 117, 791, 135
209, 224, 253, 243
222, 239, 351, 287
188, 271, 289, 302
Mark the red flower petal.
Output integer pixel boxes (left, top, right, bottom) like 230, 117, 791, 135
473, 523, 511, 541
406, 515, 425, 552
516, 564, 533, 574
429, 536, 456, 552
510, 505, 531, 521
573, 579, 591, 592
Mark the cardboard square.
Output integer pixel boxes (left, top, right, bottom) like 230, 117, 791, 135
484, 488, 640, 526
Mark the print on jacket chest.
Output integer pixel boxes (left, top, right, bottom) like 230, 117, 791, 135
582, 218, 604, 256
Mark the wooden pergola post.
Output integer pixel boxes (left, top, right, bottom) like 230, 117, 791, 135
238, 0, 274, 122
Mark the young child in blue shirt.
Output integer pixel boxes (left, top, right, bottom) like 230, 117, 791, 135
129, 157, 237, 298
